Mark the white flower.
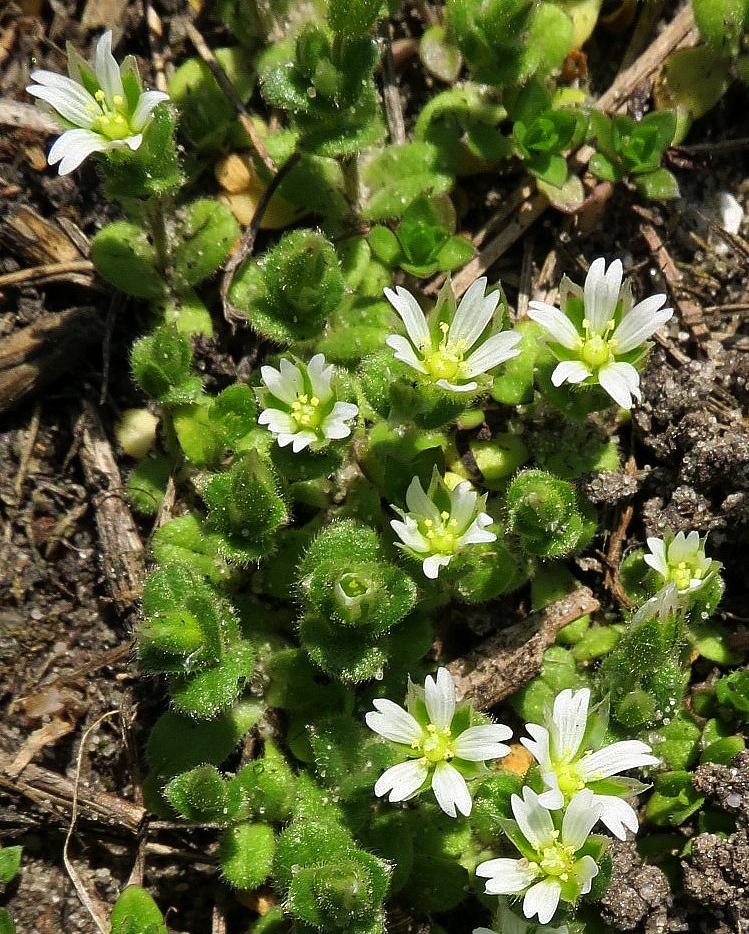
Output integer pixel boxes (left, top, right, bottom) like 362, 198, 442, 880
257, 353, 358, 453
26, 30, 169, 175
476, 788, 602, 924
384, 277, 522, 393
520, 688, 659, 840
390, 469, 497, 579
644, 530, 719, 594
474, 897, 570, 934
365, 667, 512, 817
527, 257, 673, 409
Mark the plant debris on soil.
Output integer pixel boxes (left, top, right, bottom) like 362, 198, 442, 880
2, 1, 749, 932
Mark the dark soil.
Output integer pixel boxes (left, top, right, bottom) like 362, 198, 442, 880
2, 3, 749, 933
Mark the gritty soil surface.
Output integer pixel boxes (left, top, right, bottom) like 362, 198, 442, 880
2, 2, 749, 933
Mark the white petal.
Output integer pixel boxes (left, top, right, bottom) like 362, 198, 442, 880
322, 404, 357, 440
94, 30, 125, 103
434, 377, 479, 392
385, 334, 429, 374
552, 360, 592, 387
593, 794, 639, 840
513, 787, 555, 849
561, 789, 602, 849
258, 408, 297, 434
130, 89, 170, 129
423, 553, 452, 578
613, 296, 672, 353
424, 667, 456, 730
537, 779, 565, 811
290, 431, 316, 452
584, 258, 621, 334
579, 740, 659, 780
527, 301, 580, 349
404, 475, 442, 524
597, 361, 641, 409
524, 878, 561, 925
453, 724, 512, 761
447, 481, 480, 532
550, 688, 589, 762
476, 858, 540, 894
384, 286, 430, 350
462, 330, 522, 378
374, 759, 429, 801
305, 353, 334, 402
457, 513, 497, 546
47, 129, 108, 174
521, 724, 552, 770
123, 133, 143, 151
390, 517, 430, 554
644, 537, 668, 576
27, 72, 99, 127
366, 698, 422, 744
668, 530, 700, 563
449, 277, 498, 350
260, 362, 300, 405
573, 854, 600, 895
432, 761, 472, 817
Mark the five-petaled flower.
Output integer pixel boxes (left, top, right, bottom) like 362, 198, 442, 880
521, 688, 659, 840
26, 30, 169, 176
476, 787, 602, 924
644, 530, 719, 595
257, 353, 358, 453
365, 667, 512, 817
390, 469, 497, 579
527, 257, 673, 409
384, 277, 522, 393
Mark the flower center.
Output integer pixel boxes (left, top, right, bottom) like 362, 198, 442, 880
555, 762, 586, 798
91, 90, 133, 141
576, 318, 618, 371
421, 512, 459, 554
538, 839, 577, 881
291, 393, 322, 430
666, 560, 702, 592
418, 723, 455, 763
421, 323, 467, 383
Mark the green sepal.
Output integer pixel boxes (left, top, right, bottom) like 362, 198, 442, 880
90, 221, 165, 299
645, 771, 705, 826
172, 200, 239, 291
220, 823, 276, 890
0, 846, 22, 884
164, 764, 242, 824
102, 104, 182, 200
169, 640, 256, 719
110, 886, 167, 934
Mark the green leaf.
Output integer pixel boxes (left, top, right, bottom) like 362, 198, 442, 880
634, 167, 680, 201
0, 910, 15, 934
110, 886, 167, 934
220, 823, 276, 889
646, 771, 705, 826
368, 226, 403, 267
126, 455, 172, 516
588, 152, 620, 183
536, 173, 585, 213
173, 200, 240, 291
0, 846, 22, 884
165, 764, 241, 823
361, 142, 453, 221
419, 24, 462, 83
90, 222, 165, 299
435, 235, 475, 272
328, 0, 382, 37
151, 515, 237, 587
173, 403, 224, 467
170, 640, 256, 719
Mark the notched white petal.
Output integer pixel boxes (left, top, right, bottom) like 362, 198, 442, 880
431, 761, 472, 817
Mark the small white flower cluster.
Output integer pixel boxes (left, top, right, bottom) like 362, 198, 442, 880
389, 469, 496, 579
257, 353, 358, 453
528, 257, 673, 409
27, 31, 169, 175
367, 674, 658, 926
